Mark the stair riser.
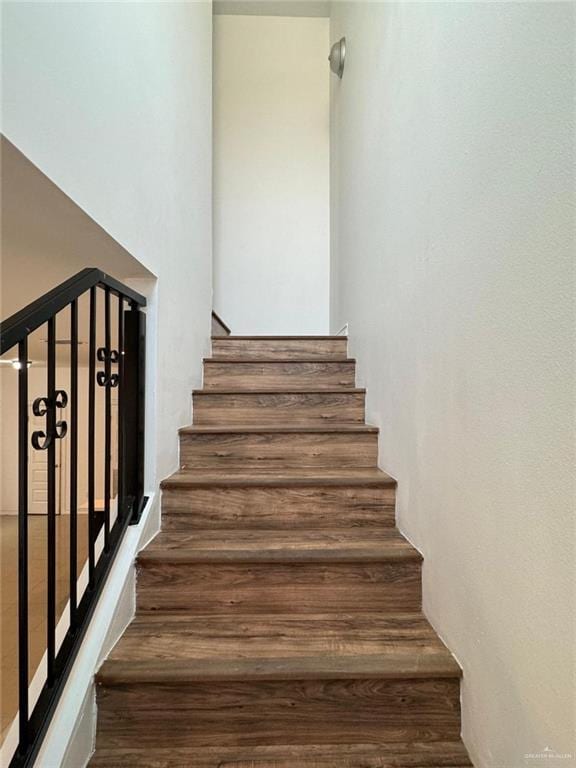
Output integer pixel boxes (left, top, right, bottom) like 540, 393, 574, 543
193, 392, 365, 426
161, 486, 396, 529
137, 561, 421, 614
96, 677, 462, 749
180, 433, 379, 472
212, 339, 348, 360
203, 361, 357, 390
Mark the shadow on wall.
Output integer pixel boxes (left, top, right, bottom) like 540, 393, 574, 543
0, 135, 155, 321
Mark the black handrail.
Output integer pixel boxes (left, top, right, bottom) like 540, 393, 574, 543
211, 309, 232, 336
0, 267, 146, 355
1, 268, 147, 768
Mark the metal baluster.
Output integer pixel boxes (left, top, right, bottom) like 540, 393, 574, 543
1, 272, 147, 766
17, 338, 29, 752
88, 287, 96, 588
46, 318, 56, 686
69, 300, 78, 629
104, 288, 111, 550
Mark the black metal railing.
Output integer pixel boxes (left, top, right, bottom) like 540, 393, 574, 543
0, 268, 147, 768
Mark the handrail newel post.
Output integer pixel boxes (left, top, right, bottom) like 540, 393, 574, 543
122, 305, 146, 525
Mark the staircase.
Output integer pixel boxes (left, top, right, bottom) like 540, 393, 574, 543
90, 336, 472, 768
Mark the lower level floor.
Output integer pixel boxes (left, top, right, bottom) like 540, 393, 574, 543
0, 515, 88, 741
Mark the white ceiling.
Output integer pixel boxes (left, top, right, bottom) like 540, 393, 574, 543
1, 136, 154, 365
213, 0, 330, 17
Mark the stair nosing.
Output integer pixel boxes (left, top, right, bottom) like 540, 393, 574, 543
179, 424, 379, 435
97, 650, 461, 686
193, 388, 366, 395
161, 472, 396, 489
138, 533, 421, 564
204, 358, 357, 364
89, 743, 472, 766
90, 744, 472, 768
127, 610, 431, 623
138, 552, 421, 565
211, 336, 348, 341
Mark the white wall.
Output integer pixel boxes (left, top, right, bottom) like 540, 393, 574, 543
1, 4, 212, 764
1, 0, 213, 490
330, 3, 575, 766
213, 15, 329, 334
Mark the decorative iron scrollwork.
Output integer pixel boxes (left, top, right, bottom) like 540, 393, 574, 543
31, 390, 68, 451
96, 347, 120, 388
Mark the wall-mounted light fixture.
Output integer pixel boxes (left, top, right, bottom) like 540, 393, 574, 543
329, 37, 346, 78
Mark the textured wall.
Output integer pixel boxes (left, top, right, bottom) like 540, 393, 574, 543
330, 3, 575, 765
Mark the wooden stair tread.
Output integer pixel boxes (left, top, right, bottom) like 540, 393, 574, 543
225, 758, 471, 768
140, 528, 420, 563
211, 336, 347, 340
97, 652, 461, 684
108, 613, 454, 660
125, 611, 443, 634
224, 761, 471, 767
193, 388, 366, 394
99, 613, 460, 683
205, 357, 357, 363
89, 742, 472, 768
161, 469, 396, 489
180, 423, 379, 434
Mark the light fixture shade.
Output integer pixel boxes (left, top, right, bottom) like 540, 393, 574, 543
329, 37, 346, 78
